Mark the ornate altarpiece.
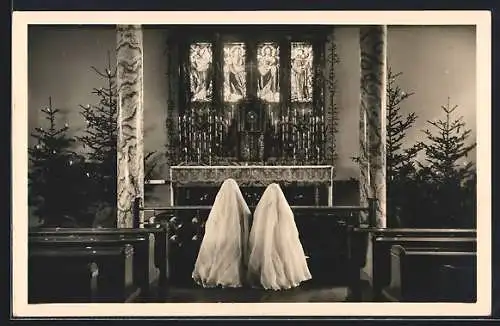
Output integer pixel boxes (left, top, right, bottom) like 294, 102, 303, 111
165, 26, 338, 206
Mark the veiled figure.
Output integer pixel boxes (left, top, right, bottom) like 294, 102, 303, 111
247, 183, 312, 290
192, 179, 251, 288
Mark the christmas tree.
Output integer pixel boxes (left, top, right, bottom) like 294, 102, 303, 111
28, 97, 86, 226
416, 98, 476, 228
76, 56, 118, 223
352, 68, 421, 226
75, 56, 160, 227
385, 69, 422, 227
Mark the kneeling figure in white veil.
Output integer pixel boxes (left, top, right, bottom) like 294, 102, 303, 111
192, 178, 251, 288
247, 183, 312, 290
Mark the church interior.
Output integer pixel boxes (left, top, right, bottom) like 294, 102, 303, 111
26, 24, 478, 305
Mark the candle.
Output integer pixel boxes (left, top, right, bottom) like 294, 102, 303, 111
321, 116, 325, 143
281, 118, 285, 144
203, 131, 207, 152
221, 119, 224, 146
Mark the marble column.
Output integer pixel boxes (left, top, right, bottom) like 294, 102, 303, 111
116, 25, 145, 228
359, 26, 387, 228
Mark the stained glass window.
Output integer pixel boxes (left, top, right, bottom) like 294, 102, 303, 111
189, 43, 213, 102
291, 42, 313, 103
257, 43, 280, 102
223, 43, 246, 102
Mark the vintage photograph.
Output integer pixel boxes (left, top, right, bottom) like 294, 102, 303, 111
12, 11, 491, 317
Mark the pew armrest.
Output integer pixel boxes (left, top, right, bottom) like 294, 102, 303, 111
382, 245, 404, 301
89, 262, 100, 302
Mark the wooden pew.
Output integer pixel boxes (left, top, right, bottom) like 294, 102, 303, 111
29, 234, 159, 300
29, 252, 99, 303
346, 226, 370, 300
31, 226, 169, 293
371, 236, 476, 300
358, 228, 477, 238
29, 245, 137, 303
438, 263, 477, 302
383, 245, 476, 302
30, 226, 170, 292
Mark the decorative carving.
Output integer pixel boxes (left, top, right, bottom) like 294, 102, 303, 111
170, 165, 333, 187
238, 96, 266, 162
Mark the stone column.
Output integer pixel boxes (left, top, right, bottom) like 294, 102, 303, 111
116, 25, 145, 228
359, 26, 387, 228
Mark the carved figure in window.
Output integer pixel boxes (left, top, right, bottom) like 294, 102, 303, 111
224, 43, 246, 102
257, 43, 280, 102
189, 43, 213, 102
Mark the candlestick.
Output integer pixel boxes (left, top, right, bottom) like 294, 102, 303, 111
203, 131, 207, 154
281, 119, 285, 147
307, 129, 311, 151
219, 119, 223, 144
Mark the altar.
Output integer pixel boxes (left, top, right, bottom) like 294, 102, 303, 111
169, 165, 334, 207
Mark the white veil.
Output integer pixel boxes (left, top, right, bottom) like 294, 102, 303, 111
247, 183, 312, 290
192, 178, 251, 288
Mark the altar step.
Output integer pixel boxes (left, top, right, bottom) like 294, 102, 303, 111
162, 285, 351, 303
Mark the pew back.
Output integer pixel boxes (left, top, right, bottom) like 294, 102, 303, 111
358, 228, 476, 238
31, 226, 169, 291
29, 233, 159, 299
386, 245, 476, 302
29, 245, 136, 303
372, 235, 476, 300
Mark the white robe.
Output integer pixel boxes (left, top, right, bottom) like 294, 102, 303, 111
192, 178, 251, 288
247, 183, 312, 290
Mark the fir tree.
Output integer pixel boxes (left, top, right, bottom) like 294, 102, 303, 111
75, 56, 160, 227
28, 97, 86, 226
386, 69, 420, 181
416, 98, 476, 228
76, 56, 118, 211
352, 68, 421, 226
385, 69, 422, 227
